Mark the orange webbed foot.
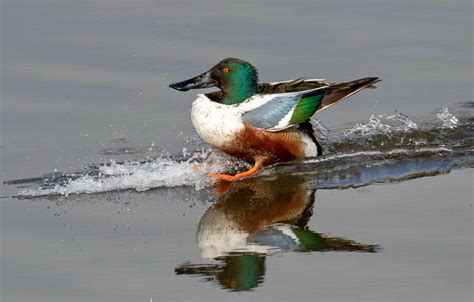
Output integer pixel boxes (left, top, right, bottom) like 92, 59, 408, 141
207, 162, 262, 182
207, 173, 239, 182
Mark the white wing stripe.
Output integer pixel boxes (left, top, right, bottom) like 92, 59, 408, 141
270, 106, 296, 130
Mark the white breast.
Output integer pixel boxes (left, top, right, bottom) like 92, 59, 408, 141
191, 94, 245, 148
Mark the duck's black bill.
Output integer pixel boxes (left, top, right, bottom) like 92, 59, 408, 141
169, 70, 216, 91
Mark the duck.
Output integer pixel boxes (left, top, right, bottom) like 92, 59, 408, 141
169, 58, 380, 181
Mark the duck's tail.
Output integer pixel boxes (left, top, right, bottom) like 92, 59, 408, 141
317, 77, 381, 112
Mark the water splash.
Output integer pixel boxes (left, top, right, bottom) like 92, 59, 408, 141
387, 111, 418, 129
343, 114, 392, 136
16, 149, 246, 197
343, 111, 417, 137
437, 107, 459, 128
6, 103, 474, 197
311, 118, 329, 139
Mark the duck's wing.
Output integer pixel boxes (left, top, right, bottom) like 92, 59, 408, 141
244, 77, 381, 131
259, 77, 381, 113
243, 86, 327, 132
258, 78, 330, 94
318, 77, 380, 112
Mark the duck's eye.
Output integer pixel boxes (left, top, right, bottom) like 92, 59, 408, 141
223, 67, 229, 73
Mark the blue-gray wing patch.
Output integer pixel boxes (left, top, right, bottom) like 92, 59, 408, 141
243, 95, 299, 129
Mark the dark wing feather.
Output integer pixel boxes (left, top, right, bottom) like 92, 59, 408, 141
258, 78, 330, 94
318, 77, 381, 112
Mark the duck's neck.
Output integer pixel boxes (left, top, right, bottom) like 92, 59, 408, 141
221, 87, 256, 105
221, 74, 258, 105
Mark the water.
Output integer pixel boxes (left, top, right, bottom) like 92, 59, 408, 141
6, 103, 474, 197
1, 0, 473, 301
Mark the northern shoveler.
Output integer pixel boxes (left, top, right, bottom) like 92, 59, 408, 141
169, 58, 380, 181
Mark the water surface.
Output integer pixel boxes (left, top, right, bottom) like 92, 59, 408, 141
1, 0, 473, 301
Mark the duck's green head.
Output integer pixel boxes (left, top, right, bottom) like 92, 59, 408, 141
169, 58, 259, 105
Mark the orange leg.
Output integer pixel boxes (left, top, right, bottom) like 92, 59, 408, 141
208, 161, 262, 182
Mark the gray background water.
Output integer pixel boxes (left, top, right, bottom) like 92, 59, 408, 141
1, 0, 473, 301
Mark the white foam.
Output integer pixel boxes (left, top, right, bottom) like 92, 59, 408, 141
18, 149, 241, 197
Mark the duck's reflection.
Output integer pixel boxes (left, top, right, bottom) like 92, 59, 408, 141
175, 176, 378, 291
